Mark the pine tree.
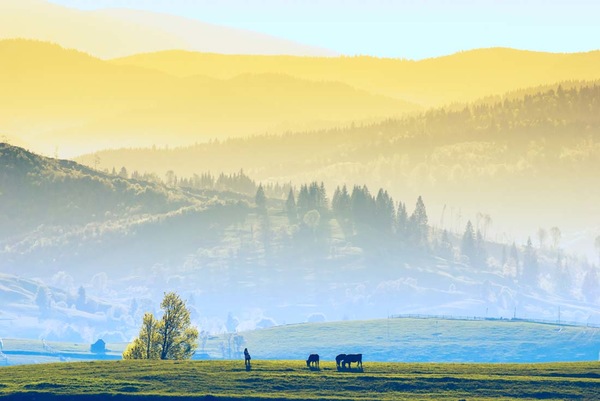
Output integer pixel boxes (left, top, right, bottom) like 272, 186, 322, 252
396, 201, 408, 240
408, 196, 428, 249
461, 221, 476, 264
285, 188, 297, 224
375, 189, 395, 234
255, 184, 267, 212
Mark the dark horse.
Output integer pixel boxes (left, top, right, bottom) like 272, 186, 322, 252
335, 353, 346, 368
244, 348, 251, 369
342, 353, 362, 369
306, 354, 320, 368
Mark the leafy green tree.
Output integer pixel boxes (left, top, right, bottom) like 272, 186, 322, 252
123, 292, 198, 360
123, 313, 161, 359
158, 292, 198, 360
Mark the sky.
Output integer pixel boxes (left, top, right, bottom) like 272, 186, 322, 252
47, 0, 600, 60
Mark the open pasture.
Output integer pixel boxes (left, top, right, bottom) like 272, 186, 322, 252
1, 360, 599, 400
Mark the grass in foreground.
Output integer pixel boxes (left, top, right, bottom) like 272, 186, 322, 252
1, 360, 599, 400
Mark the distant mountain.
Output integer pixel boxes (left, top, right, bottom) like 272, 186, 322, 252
0, 0, 335, 58
0, 40, 417, 156
112, 47, 600, 106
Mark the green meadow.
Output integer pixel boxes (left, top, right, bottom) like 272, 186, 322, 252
1, 360, 600, 400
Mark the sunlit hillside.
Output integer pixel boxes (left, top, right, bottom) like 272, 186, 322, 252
0, 40, 416, 156
111, 48, 600, 106
77, 82, 600, 258
0, 0, 334, 58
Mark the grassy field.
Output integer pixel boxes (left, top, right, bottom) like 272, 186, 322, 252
232, 318, 600, 363
1, 359, 600, 400
3, 318, 600, 366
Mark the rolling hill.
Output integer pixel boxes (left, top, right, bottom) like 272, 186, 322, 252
3, 317, 600, 365
77, 81, 600, 259
111, 47, 600, 106
0, 39, 417, 156
2, 143, 600, 346
0, 0, 334, 58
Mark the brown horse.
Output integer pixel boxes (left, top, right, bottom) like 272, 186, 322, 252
306, 354, 320, 368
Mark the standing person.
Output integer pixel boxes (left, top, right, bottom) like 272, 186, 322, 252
244, 348, 251, 368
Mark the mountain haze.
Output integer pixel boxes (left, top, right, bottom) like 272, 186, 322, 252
0, 0, 335, 58
78, 82, 600, 258
112, 48, 600, 106
0, 40, 416, 156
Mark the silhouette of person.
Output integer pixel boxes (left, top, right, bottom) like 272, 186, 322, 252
244, 348, 251, 367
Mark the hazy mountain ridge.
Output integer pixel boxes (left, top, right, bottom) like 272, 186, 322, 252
111, 47, 600, 106
77, 82, 600, 258
0, 0, 335, 58
0, 39, 416, 156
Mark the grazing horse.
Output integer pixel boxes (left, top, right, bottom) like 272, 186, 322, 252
335, 353, 347, 368
342, 353, 362, 369
306, 354, 320, 368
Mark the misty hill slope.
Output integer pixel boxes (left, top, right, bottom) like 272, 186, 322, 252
0, 143, 192, 236
79, 82, 600, 255
0, 39, 415, 156
2, 317, 599, 365
0, 143, 250, 279
240, 318, 600, 363
2, 144, 599, 345
0, 0, 334, 58
111, 47, 600, 106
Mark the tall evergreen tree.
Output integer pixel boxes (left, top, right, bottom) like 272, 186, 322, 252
255, 184, 267, 212
461, 220, 476, 263
396, 201, 408, 240
285, 188, 297, 224
375, 188, 395, 234
296, 184, 310, 217
408, 196, 428, 249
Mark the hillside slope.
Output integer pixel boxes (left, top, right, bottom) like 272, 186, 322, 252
2, 143, 600, 345
79, 82, 600, 258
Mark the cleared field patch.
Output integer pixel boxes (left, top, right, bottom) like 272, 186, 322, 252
1, 360, 599, 400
